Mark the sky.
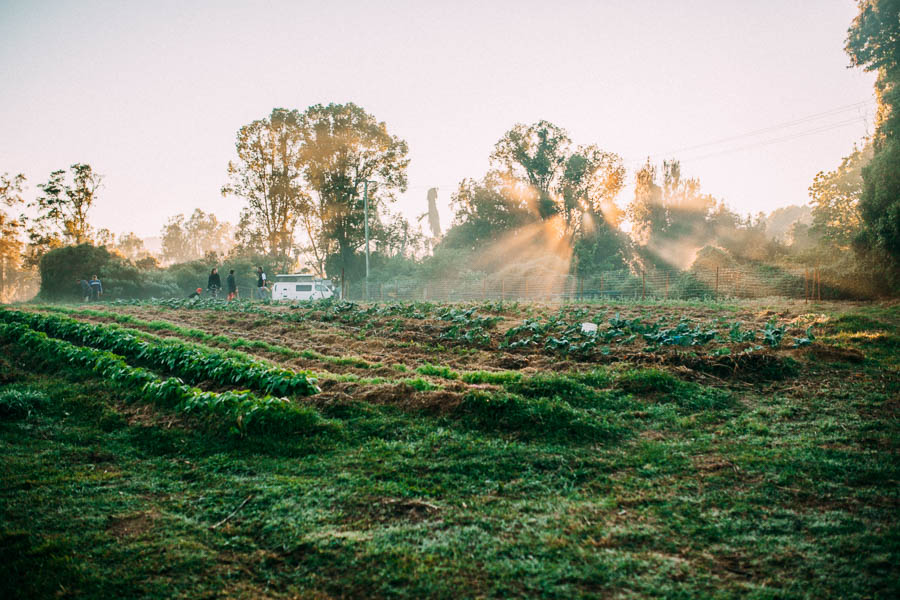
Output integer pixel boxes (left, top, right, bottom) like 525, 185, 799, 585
0, 0, 877, 242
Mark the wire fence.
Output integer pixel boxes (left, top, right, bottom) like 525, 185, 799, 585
340, 266, 852, 303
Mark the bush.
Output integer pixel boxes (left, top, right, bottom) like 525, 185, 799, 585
39, 244, 142, 301
0, 385, 48, 418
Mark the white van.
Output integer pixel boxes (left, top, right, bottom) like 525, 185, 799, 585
271, 274, 337, 301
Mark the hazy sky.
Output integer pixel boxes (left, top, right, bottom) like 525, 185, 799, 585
0, 0, 876, 240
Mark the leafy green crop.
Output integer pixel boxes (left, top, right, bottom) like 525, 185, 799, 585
0, 310, 319, 398
0, 321, 332, 436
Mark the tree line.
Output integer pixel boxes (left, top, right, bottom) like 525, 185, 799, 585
1, 0, 898, 301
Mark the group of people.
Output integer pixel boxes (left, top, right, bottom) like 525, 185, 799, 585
193, 266, 269, 301
78, 275, 103, 301
76, 267, 271, 303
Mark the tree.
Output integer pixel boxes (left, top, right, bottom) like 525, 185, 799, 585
441, 173, 535, 252
299, 103, 409, 278
116, 232, 147, 261
162, 210, 234, 264
809, 144, 873, 250
559, 146, 626, 238
660, 160, 716, 242
161, 214, 190, 263
1, 173, 28, 302
491, 121, 571, 219
846, 0, 900, 262
628, 160, 665, 245
222, 108, 306, 262
491, 121, 625, 240
29, 164, 102, 248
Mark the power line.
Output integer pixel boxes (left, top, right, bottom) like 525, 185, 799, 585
644, 99, 873, 159
674, 115, 868, 162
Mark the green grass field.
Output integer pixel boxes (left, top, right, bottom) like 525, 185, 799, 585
1, 299, 897, 599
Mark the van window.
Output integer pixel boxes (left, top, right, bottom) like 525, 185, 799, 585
296, 284, 312, 292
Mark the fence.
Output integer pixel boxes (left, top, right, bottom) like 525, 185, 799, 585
340, 266, 850, 303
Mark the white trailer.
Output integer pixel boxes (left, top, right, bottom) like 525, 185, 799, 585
271, 274, 337, 301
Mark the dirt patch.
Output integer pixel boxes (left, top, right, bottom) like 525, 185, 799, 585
692, 453, 739, 475
345, 496, 441, 524
107, 511, 158, 539
119, 403, 194, 430
360, 383, 465, 413
808, 343, 865, 364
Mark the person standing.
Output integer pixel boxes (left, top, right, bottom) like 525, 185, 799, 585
226, 269, 237, 301
207, 267, 222, 298
78, 278, 91, 302
89, 274, 102, 301
255, 266, 268, 300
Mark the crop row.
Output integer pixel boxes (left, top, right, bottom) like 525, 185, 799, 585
36, 304, 381, 370
111, 297, 502, 337
0, 321, 331, 436
0, 310, 320, 398
502, 312, 813, 356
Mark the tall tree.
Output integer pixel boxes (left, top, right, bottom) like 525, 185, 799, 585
0, 173, 27, 302
116, 232, 147, 261
809, 144, 873, 250
161, 214, 191, 263
29, 164, 102, 247
559, 145, 626, 238
846, 0, 900, 262
491, 120, 571, 219
627, 160, 666, 245
661, 159, 716, 242
161, 209, 234, 263
441, 173, 535, 252
222, 108, 306, 261
299, 103, 409, 277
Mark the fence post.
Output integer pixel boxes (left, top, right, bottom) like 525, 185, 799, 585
599, 274, 603, 299
642, 270, 646, 301
665, 272, 669, 300
423, 285, 428, 301
715, 267, 719, 299
816, 268, 822, 301
804, 269, 808, 302
524, 277, 528, 300
379, 282, 383, 302
482, 277, 486, 300
579, 277, 584, 302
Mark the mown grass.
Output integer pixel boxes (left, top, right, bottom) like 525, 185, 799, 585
0, 302, 898, 599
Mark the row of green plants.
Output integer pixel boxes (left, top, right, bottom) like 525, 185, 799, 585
36, 304, 380, 370
0, 310, 320, 398
0, 321, 332, 436
112, 296, 507, 329
501, 312, 814, 357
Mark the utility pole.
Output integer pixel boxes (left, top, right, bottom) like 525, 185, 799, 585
363, 180, 370, 301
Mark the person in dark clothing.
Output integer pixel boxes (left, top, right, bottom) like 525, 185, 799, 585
187, 287, 202, 299
207, 268, 222, 298
89, 275, 102, 301
226, 269, 237, 301
78, 279, 91, 302
254, 266, 268, 300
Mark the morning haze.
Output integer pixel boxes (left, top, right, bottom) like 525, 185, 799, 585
0, 1, 874, 239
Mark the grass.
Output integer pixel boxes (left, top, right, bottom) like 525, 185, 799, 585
0, 300, 898, 598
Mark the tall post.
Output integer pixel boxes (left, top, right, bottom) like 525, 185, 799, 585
804, 268, 809, 303
642, 270, 646, 301
665, 272, 669, 300
364, 180, 370, 301
715, 267, 720, 299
